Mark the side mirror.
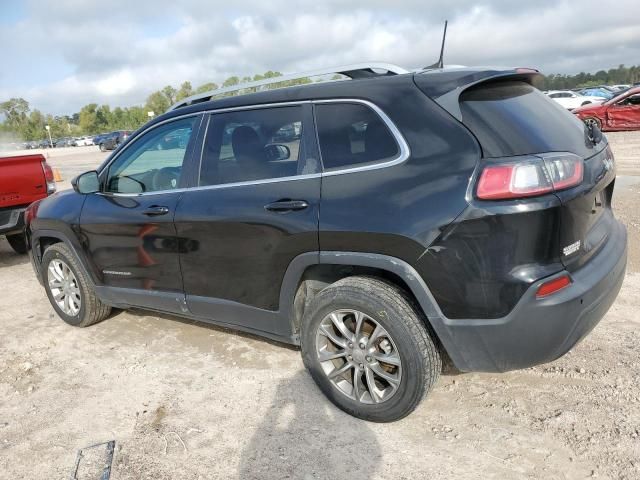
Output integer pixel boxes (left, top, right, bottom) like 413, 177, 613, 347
264, 144, 291, 161
72, 170, 100, 194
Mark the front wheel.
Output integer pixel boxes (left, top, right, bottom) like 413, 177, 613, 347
583, 116, 602, 130
301, 276, 441, 422
6, 233, 27, 254
42, 243, 111, 327
99, 143, 106, 152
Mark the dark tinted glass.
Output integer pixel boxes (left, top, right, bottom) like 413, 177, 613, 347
460, 81, 594, 158
315, 103, 399, 170
200, 106, 307, 186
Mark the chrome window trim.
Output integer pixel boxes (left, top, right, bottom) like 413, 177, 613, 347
100, 98, 410, 197
313, 99, 410, 177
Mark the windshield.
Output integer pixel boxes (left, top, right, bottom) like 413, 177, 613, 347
607, 88, 633, 104
584, 89, 613, 99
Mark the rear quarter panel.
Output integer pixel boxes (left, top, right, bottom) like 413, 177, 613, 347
318, 79, 481, 288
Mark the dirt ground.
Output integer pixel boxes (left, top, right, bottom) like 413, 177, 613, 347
0, 134, 639, 479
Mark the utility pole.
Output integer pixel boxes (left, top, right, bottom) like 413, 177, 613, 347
45, 125, 53, 148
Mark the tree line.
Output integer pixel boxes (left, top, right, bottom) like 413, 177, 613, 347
1, 64, 639, 142
0, 70, 313, 142
537, 64, 640, 90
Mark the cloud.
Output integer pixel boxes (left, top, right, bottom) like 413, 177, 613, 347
1, 0, 639, 114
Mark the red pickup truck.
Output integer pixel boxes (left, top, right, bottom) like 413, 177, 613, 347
0, 154, 56, 253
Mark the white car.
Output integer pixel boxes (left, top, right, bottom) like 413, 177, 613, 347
545, 90, 603, 110
610, 84, 631, 92
74, 136, 94, 146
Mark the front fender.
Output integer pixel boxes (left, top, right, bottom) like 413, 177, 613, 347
31, 229, 98, 287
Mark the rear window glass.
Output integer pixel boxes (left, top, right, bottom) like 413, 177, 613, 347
460, 81, 594, 158
315, 103, 399, 170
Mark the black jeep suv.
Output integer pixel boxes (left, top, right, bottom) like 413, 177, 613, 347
24, 64, 627, 422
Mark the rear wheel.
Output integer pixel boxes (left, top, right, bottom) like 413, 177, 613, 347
99, 143, 106, 152
6, 233, 27, 254
583, 117, 602, 130
42, 243, 111, 327
301, 276, 441, 422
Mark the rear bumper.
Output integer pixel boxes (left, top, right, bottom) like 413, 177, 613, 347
0, 207, 25, 235
440, 219, 627, 372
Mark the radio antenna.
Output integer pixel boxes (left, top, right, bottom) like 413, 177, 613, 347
425, 20, 448, 69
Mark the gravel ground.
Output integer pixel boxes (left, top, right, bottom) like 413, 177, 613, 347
0, 134, 639, 479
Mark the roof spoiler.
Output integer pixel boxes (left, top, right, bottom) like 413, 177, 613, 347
415, 68, 542, 121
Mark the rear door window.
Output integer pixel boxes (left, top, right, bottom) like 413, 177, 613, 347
460, 81, 596, 158
200, 105, 314, 186
314, 103, 400, 171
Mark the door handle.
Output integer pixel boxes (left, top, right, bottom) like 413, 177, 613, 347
264, 200, 309, 212
142, 206, 170, 216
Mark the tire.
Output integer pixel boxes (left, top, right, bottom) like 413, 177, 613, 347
99, 143, 106, 152
301, 276, 441, 422
583, 117, 602, 130
42, 243, 111, 327
6, 233, 27, 254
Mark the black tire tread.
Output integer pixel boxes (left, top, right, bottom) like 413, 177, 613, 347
302, 275, 441, 421
332, 276, 441, 399
6, 233, 28, 254
44, 243, 111, 327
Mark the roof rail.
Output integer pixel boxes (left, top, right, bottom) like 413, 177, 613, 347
167, 62, 410, 111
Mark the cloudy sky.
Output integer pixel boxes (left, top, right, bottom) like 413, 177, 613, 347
1, 0, 638, 115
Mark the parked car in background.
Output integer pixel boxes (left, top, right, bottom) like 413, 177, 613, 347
545, 90, 603, 110
98, 130, 131, 151
25, 63, 626, 421
579, 88, 615, 100
573, 86, 640, 131
610, 84, 631, 92
55, 137, 75, 148
1, 153, 56, 253
73, 136, 94, 147
38, 139, 52, 149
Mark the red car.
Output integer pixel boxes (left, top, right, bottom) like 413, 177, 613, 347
0, 154, 56, 253
573, 86, 640, 131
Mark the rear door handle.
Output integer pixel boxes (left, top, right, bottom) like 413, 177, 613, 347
264, 200, 309, 212
142, 206, 170, 216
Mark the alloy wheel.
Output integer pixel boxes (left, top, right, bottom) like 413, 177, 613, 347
315, 309, 402, 404
47, 259, 81, 316
584, 117, 601, 129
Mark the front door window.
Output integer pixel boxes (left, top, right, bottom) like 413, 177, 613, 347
106, 117, 197, 194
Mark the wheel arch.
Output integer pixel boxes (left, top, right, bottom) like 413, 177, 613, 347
31, 230, 97, 286
281, 251, 458, 368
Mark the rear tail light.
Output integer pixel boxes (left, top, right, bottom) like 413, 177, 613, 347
536, 274, 572, 298
476, 153, 583, 200
41, 160, 56, 194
